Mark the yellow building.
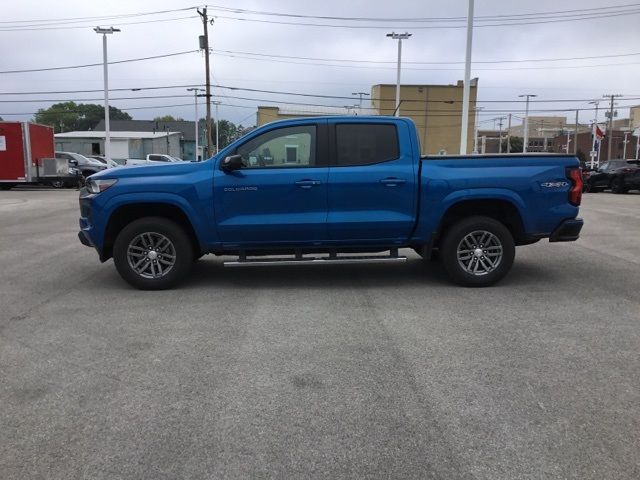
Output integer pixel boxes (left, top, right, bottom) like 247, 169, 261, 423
256, 79, 478, 155
371, 81, 478, 155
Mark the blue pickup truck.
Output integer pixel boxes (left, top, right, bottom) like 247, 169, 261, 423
78, 116, 583, 289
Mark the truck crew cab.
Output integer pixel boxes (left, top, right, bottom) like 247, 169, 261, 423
78, 116, 583, 289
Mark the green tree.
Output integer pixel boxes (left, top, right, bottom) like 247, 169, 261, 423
153, 115, 184, 122
34, 102, 131, 132
76, 104, 131, 131
501, 136, 523, 153
34, 101, 78, 133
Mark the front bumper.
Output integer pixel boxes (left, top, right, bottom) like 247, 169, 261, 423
549, 218, 583, 242
78, 230, 93, 247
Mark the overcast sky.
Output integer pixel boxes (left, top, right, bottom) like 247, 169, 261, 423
2, 0, 640, 129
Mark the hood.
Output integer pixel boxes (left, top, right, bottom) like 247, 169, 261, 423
90, 160, 204, 180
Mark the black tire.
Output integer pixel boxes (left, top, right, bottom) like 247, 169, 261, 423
611, 177, 627, 194
440, 216, 515, 287
50, 180, 65, 189
113, 217, 194, 290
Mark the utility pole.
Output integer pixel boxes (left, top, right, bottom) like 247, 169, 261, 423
386, 32, 411, 117
497, 116, 506, 154
94, 26, 120, 161
197, 7, 213, 158
519, 94, 537, 153
506, 113, 512, 153
603, 94, 622, 161
187, 87, 204, 160
459, 0, 474, 154
574, 110, 579, 155
352, 92, 370, 111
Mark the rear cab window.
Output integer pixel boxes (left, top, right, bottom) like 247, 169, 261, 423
334, 124, 399, 166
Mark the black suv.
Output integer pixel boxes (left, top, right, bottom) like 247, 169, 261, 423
583, 160, 640, 193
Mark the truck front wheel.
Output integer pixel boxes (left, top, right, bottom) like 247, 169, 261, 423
113, 217, 194, 290
440, 216, 515, 287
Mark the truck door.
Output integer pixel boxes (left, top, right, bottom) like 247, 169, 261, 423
326, 121, 418, 242
213, 121, 328, 245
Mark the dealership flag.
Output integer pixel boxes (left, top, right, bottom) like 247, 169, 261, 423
594, 124, 605, 139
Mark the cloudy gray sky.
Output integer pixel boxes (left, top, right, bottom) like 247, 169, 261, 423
2, 0, 640, 129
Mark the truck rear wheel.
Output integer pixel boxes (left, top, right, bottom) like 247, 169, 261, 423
440, 216, 515, 287
113, 217, 194, 290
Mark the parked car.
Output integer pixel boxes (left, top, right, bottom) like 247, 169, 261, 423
55, 152, 106, 178
78, 116, 583, 290
89, 155, 120, 168
583, 160, 640, 193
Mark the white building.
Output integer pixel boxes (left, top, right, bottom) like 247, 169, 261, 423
54, 130, 182, 160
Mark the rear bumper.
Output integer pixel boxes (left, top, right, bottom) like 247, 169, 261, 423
549, 218, 583, 242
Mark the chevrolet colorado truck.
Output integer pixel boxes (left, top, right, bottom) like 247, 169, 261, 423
78, 116, 583, 290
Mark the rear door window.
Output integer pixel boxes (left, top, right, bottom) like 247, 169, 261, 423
335, 124, 399, 166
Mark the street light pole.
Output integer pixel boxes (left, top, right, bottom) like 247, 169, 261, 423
94, 26, 120, 162
623, 131, 630, 159
187, 87, 204, 160
386, 32, 411, 117
519, 94, 537, 153
589, 100, 600, 168
473, 106, 483, 154
212, 101, 221, 153
459, 0, 474, 154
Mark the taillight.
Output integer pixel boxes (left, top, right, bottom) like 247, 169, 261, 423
566, 167, 582, 206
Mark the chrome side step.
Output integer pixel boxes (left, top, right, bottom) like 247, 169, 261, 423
224, 253, 407, 268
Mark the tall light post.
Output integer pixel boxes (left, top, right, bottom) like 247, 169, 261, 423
94, 26, 120, 161
589, 100, 600, 168
187, 87, 205, 160
519, 94, 537, 153
352, 92, 370, 111
212, 101, 221, 153
386, 32, 411, 117
623, 131, 630, 159
459, 0, 474, 154
473, 106, 483, 154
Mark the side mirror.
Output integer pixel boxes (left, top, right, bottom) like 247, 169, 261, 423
68, 159, 78, 167
221, 154, 244, 172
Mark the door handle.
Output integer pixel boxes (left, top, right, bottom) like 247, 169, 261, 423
379, 177, 406, 187
295, 179, 321, 189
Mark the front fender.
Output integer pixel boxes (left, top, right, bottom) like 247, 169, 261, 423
89, 192, 213, 251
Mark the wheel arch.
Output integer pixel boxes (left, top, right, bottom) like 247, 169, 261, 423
434, 198, 527, 249
103, 202, 201, 261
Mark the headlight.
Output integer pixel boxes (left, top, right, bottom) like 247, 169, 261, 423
86, 178, 118, 194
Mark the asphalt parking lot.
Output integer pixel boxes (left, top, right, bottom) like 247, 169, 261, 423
1, 188, 639, 480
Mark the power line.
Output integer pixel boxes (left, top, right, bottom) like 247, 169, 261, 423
209, 8, 640, 29
0, 15, 198, 32
212, 48, 640, 65
5, 83, 640, 107
0, 83, 206, 96
204, 2, 640, 23
0, 6, 196, 24
213, 51, 640, 72
0, 50, 199, 74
